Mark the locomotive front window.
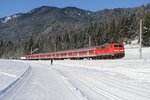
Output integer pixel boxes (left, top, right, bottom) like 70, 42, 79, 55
114, 44, 123, 48
119, 44, 123, 47
114, 45, 118, 47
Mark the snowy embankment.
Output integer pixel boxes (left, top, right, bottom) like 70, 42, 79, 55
0, 60, 30, 95
124, 47, 150, 59
52, 59, 150, 82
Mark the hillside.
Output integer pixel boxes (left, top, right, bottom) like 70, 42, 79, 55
0, 4, 150, 58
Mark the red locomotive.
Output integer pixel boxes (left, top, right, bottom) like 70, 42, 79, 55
23, 42, 125, 60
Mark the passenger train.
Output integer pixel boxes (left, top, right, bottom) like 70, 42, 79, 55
22, 42, 125, 60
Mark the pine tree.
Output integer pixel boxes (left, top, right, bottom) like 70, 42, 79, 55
108, 19, 116, 42
28, 36, 34, 50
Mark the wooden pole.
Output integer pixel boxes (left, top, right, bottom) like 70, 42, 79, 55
89, 36, 91, 47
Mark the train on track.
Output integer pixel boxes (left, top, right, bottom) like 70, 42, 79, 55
21, 42, 125, 60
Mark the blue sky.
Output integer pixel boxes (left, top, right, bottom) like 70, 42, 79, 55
0, 0, 150, 18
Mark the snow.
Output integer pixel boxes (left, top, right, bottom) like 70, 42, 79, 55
124, 47, 150, 59
125, 39, 139, 48
28, 9, 35, 14
2, 17, 11, 23
87, 12, 91, 15
0, 60, 29, 96
0, 47, 150, 100
1, 14, 20, 23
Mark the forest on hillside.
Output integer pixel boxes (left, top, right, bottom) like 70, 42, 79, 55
0, 5, 150, 58
23, 13, 150, 52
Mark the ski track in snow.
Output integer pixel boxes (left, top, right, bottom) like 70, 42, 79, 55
0, 72, 17, 78
52, 63, 150, 100
1, 60, 150, 100
53, 66, 124, 100
8, 67, 32, 100
54, 70, 89, 100
73, 75, 124, 100
5, 62, 82, 100
0, 65, 31, 100
77, 71, 150, 100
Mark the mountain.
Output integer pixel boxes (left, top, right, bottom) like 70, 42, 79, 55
0, 6, 92, 42
0, 4, 150, 58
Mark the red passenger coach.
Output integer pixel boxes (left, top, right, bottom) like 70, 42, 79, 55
24, 42, 125, 60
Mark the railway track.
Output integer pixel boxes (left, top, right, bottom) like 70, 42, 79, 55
53, 65, 150, 100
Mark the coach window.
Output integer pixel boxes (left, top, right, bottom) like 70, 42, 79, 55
36, 55, 38, 57
79, 51, 82, 54
61, 53, 66, 56
73, 52, 77, 55
48, 54, 51, 57
80, 51, 87, 54
89, 50, 94, 54
68, 53, 72, 55
83, 51, 87, 54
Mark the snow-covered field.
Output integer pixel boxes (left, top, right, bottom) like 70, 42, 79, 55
0, 60, 30, 96
124, 47, 150, 59
0, 47, 150, 100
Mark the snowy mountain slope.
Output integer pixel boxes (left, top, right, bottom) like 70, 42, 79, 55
0, 14, 22, 23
